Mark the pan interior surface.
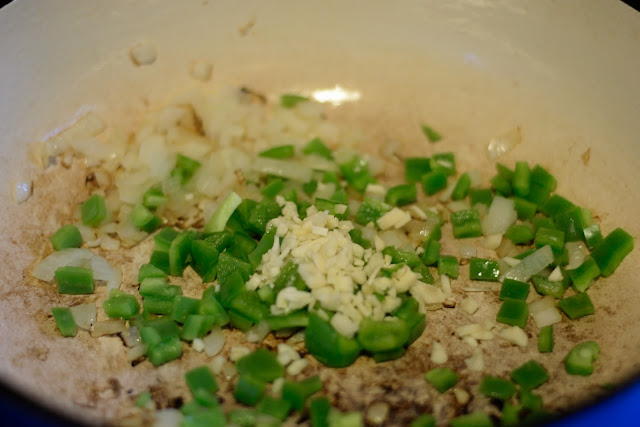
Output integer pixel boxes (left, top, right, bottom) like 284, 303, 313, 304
0, 0, 639, 424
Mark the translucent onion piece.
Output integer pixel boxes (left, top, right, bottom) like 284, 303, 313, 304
154, 409, 184, 427
482, 196, 517, 236
121, 326, 142, 347
69, 303, 96, 331
487, 127, 522, 161
245, 321, 270, 343
91, 319, 126, 337
12, 181, 32, 204
501, 245, 554, 282
565, 241, 587, 270
203, 327, 226, 356
529, 296, 563, 328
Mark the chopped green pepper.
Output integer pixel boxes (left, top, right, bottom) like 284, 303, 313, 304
424, 367, 458, 393
510, 360, 548, 390
469, 257, 500, 282
512, 161, 531, 197
478, 375, 516, 400
590, 227, 634, 277
103, 291, 140, 319
303, 137, 332, 159
81, 194, 107, 227
50, 224, 83, 251
568, 257, 600, 292
437, 255, 459, 279
282, 376, 323, 411
450, 208, 482, 238
565, 341, 600, 376
538, 325, 554, 353
51, 307, 77, 337
421, 171, 447, 195
357, 317, 410, 353
404, 157, 431, 183
385, 184, 417, 206
236, 348, 284, 383
339, 155, 374, 193
451, 173, 471, 201
450, 412, 493, 427
305, 313, 361, 368
354, 197, 391, 226
421, 124, 442, 143
496, 298, 528, 328
558, 292, 595, 320
55, 266, 94, 295
234, 375, 266, 406
259, 145, 295, 159
499, 278, 530, 301
280, 94, 308, 108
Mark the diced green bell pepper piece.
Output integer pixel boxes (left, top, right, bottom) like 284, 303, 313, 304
235, 375, 266, 406
569, 257, 600, 292
55, 266, 94, 295
512, 161, 531, 197
469, 188, 493, 207
410, 414, 436, 427
81, 194, 107, 227
385, 184, 417, 206
303, 137, 332, 159
171, 296, 200, 324
354, 197, 391, 226
590, 227, 634, 277
478, 376, 516, 400
424, 368, 458, 393
437, 255, 459, 279
538, 325, 554, 353
450, 208, 482, 238
451, 173, 471, 201
510, 360, 548, 390
236, 348, 284, 383
564, 341, 600, 376
51, 307, 77, 337
558, 292, 594, 320
357, 317, 410, 353
50, 224, 83, 251
421, 171, 447, 195
339, 155, 374, 193
305, 313, 361, 368
282, 376, 323, 411
405, 157, 432, 183
469, 257, 500, 282
169, 230, 196, 277
310, 397, 331, 427
499, 278, 530, 301
147, 335, 182, 366
496, 298, 528, 328
103, 292, 140, 319
450, 412, 493, 427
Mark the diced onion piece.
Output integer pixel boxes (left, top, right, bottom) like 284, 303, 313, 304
431, 341, 448, 364
69, 303, 96, 330
210, 355, 226, 374
286, 358, 309, 376
32, 248, 121, 291
192, 338, 205, 352
285, 330, 305, 345
154, 408, 183, 427
439, 182, 456, 202
12, 180, 32, 204
548, 266, 563, 282
565, 241, 587, 270
447, 200, 470, 212
366, 401, 390, 425
467, 169, 483, 188
529, 296, 563, 327
121, 326, 142, 347
482, 196, 517, 236
379, 229, 411, 250
502, 257, 521, 267
203, 327, 226, 356
331, 313, 359, 339
245, 321, 270, 343
250, 157, 313, 182
454, 388, 471, 405
461, 297, 479, 315
91, 319, 126, 337
487, 127, 521, 161
499, 326, 528, 347
464, 349, 484, 371
459, 245, 477, 259
127, 343, 147, 362
482, 233, 503, 250
501, 245, 554, 282
229, 346, 251, 362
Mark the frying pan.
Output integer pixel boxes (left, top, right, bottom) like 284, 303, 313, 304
1, 0, 639, 425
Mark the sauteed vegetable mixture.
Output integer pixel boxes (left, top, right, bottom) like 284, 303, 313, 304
30, 87, 633, 426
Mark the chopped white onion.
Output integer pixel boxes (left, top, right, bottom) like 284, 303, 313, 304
379, 229, 411, 249
250, 157, 312, 182
548, 266, 564, 282
210, 355, 227, 374
229, 346, 251, 362
487, 127, 522, 161
430, 341, 448, 364
467, 169, 483, 188
565, 241, 587, 270
439, 182, 456, 202
454, 388, 471, 405
245, 321, 271, 343
501, 245, 553, 282
366, 401, 390, 425
447, 200, 470, 212
482, 233, 503, 250
12, 180, 32, 204
203, 327, 225, 356
459, 245, 477, 259
502, 256, 521, 267
464, 348, 484, 371
121, 326, 142, 347
32, 248, 121, 291
127, 343, 148, 362
285, 330, 305, 345
91, 319, 126, 337
498, 326, 528, 347
154, 408, 183, 427
286, 358, 309, 376
69, 303, 96, 331
482, 196, 517, 236
460, 297, 479, 315
192, 338, 205, 352
529, 296, 563, 327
